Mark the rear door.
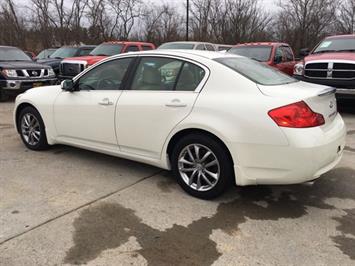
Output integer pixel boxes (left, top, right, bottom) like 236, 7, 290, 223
116, 56, 208, 158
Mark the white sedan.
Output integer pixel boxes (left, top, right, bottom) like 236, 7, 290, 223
13, 50, 346, 199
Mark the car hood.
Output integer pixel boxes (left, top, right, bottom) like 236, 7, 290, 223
0, 61, 51, 69
64, 55, 107, 65
305, 52, 355, 62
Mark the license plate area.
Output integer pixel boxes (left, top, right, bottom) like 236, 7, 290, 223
32, 82, 43, 88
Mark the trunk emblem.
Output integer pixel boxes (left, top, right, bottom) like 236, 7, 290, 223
329, 101, 334, 108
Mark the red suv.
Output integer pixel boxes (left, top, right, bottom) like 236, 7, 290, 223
293, 34, 355, 98
228, 42, 296, 75
59, 41, 155, 80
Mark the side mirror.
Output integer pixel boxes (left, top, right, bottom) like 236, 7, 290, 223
274, 55, 282, 64
299, 48, 310, 57
61, 79, 75, 92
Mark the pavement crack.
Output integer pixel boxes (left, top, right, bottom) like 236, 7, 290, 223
0, 170, 163, 246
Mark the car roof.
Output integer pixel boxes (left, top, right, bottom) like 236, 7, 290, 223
58, 45, 96, 49
0, 45, 21, 49
101, 41, 154, 45
108, 49, 241, 60
234, 42, 289, 47
325, 34, 355, 40
160, 41, 216, 46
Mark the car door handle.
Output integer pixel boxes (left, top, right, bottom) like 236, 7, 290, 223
98, 98, 114, 106
165, 99, 187, 108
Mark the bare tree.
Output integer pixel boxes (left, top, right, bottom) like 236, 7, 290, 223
275, 0, 338, 53
335, 0, 355, 34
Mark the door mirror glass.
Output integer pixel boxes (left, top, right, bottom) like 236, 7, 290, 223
61, 79, 74, 91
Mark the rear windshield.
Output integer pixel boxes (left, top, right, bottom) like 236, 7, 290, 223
313, 37, 355, 54
0, 47, 32, 61
228, 46, 272, 62
90, 44, 123, 56
50, 47, 78, 59
158, 43, 195, 50
215, 57, 297, 86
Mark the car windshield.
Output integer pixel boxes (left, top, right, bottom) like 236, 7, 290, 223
215, 57, 297, 86
50, 47, 78, 59
90, 44, 123, 56
0, 47, 32, 61
158, 43, 195, 50
228, 46, 272, 62
313, 37, 355, 53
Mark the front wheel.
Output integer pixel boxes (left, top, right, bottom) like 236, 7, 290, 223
171, 134, 234, 199
18, 106, 49, 150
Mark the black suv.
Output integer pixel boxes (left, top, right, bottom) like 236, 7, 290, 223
0, 46, 57, 101
37, 45, 96, 75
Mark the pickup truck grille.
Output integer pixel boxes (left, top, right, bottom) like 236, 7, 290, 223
305, 62, 355, 80
15, 69, 49, 78
61, 63, 85, 77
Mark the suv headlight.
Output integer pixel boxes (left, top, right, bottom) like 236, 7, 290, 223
48, 68, 55, 77
293, 63, 304, 76
2, 69, 18, 78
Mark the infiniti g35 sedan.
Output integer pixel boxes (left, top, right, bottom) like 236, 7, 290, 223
13, 50, 346, 199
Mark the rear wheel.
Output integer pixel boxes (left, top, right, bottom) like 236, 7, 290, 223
18, 106, 49, 150
171, 134, 234, 199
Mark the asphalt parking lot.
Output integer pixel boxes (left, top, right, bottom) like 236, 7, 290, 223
0, 99, 355, 266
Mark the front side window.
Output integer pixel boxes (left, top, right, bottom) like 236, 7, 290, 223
228, 46, 272, 62
77, 58, 132, 90
130, 57, 205, 91
274, 47, 284, 63
215, 57, 297, 86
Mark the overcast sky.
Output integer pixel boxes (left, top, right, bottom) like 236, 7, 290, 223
155, 0, 278, 11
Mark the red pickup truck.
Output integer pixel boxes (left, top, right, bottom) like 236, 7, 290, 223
228, 42, 297, 75
293, 34, 355, 98
59, 41, 155, 80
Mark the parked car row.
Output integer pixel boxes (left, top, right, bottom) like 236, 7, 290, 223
1, 34, 354, 101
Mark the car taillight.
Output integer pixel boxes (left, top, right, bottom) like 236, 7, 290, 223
268, 101, 325, 128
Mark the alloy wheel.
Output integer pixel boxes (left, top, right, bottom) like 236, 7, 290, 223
178, 144, 220, 192
21, 113, 41, 146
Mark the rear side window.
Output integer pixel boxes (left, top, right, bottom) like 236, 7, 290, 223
129, 57, 205, 91
196, 44, 206, 50
126, 45, 139, 52
215, 57, 297, 86
175, 63, 205, 91
205, 44, 215, 51
142, 45, 154, 51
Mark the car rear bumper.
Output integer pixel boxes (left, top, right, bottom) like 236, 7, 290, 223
293, 75, 355, 98
0, 78, 57, 95
231, 113, 346, 186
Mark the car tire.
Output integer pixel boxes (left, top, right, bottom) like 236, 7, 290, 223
171, 134, 234, 199
18, 106, 50, 150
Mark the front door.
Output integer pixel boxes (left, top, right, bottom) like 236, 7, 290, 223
116, 56, 207, 159
54, 57, 133, 151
